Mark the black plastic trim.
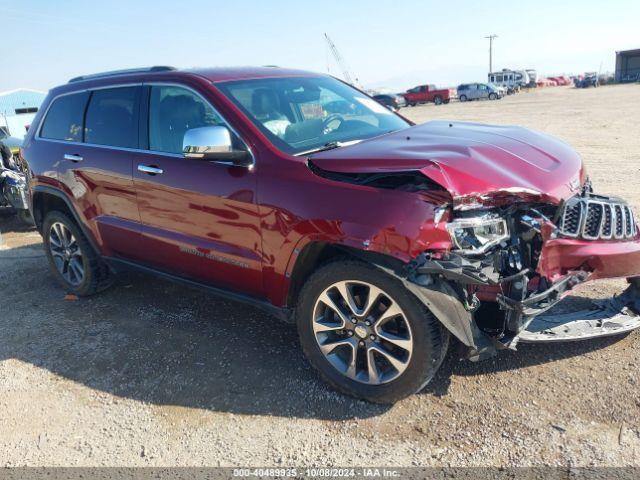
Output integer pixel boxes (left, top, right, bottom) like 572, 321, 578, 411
104, 257, 292, 323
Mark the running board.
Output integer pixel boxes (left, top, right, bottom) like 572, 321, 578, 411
518, 283, 640, 343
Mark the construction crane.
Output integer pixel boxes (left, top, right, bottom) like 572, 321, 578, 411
324, 33, 361, 88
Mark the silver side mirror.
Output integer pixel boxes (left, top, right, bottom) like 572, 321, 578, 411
183, 126, 252, 167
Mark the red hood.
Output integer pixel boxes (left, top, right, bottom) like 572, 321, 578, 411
310, 121, 585, 209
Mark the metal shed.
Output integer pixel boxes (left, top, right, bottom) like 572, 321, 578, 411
0, 88, 46, 139
615, 48, 640, 82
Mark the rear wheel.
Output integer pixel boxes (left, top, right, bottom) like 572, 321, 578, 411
434, 96, 443, 105
43, 211, 112, 296
296, 261, 448, 403
459, 95, 467, 102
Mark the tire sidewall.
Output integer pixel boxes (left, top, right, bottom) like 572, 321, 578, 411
296, 261, 443, 403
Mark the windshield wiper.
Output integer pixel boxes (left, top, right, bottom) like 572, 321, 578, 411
297, 139, 364, 156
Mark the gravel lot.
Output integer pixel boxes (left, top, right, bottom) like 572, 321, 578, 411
1, 84, 639, 468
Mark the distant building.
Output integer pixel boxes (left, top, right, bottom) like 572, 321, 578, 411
0, 88, 47, 139
615, 48, 640, 82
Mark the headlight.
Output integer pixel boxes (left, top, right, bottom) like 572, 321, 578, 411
446, 214, 509, 254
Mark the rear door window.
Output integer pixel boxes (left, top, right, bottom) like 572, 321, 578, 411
84, 87, 140, 148
40, 92, 89, 142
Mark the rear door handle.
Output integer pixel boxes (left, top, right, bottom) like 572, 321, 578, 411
137, 164, 164, 175
63, 153, 83, 162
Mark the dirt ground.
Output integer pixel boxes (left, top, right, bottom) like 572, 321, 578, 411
1, 84, 639, 468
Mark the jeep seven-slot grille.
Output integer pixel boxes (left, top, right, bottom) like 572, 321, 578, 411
559, 197, 636, 240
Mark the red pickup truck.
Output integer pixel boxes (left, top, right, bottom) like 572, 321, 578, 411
402, 84, 456, 106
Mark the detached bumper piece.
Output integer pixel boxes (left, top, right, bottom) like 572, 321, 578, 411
519, 282, 640, 343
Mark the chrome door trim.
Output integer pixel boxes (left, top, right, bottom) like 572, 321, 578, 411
137, 164, 164, 175
63, 153, 83, 162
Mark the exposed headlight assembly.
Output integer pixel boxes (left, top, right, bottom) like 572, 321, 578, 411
446, 214, 509, 254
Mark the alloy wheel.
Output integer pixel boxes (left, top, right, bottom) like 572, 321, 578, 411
312, 280, 413, 385
49, 222, 85, 286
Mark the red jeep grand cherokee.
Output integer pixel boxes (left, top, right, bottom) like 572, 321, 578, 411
21, 66, 640, 403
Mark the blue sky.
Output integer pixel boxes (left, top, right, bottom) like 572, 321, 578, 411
2, 0, 638, 92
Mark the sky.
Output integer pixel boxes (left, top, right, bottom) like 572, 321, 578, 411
2, 0, 639, 93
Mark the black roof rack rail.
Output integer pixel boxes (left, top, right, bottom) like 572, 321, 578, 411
68, 66, 176, 83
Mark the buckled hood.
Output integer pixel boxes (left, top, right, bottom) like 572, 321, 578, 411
310, 121, 585, 209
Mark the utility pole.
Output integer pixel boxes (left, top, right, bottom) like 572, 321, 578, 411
484, 34, 498, 74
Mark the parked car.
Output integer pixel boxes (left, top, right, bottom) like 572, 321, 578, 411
575, 73, 599, 88
489, 84, 509, 97
402, 84, 455, 106
22, 66, 640, 403
457, 83, 502, 101
372, 93, 406, 111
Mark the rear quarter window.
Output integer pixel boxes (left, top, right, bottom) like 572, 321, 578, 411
39, 92, 89, 142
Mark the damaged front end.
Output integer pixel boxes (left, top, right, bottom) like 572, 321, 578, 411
307, 121, 640, 360
396, 188, 640, 361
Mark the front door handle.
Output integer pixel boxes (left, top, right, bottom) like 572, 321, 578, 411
137, 164, 164, 175
63, 153, 83, 162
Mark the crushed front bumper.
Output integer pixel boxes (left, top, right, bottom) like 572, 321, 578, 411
398, 234, 640, 359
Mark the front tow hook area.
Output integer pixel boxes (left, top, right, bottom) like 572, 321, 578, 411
518, 281, 640, 343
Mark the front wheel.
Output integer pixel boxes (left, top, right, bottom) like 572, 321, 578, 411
459, 95, 467, 102
296, 261, 448, 403
489, 93, 497, 100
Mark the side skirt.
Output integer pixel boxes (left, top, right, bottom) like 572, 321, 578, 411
103, 257, 293, 323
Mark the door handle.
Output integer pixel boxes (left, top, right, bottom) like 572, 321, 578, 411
63, 154, 83, 162
137, 164, 164, 175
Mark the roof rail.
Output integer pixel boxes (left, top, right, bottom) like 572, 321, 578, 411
68, 66, 176, 83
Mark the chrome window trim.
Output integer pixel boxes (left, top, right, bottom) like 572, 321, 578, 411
36, 83, 143, 140
32, 137, 183, 158
35, 81, 255, 169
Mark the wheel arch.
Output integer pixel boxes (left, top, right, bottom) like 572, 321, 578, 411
32, 186, 100, 254
285, 240, 406, 308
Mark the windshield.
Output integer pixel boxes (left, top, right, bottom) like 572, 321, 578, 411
216, 76, 410, 155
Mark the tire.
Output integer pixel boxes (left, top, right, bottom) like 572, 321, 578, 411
296, 260, 449, 403
489, 93, 497, 100
434, 96, 443, 105
443, 99, 450, 104
42, 210, 112, 296
459, 95, 467, 102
